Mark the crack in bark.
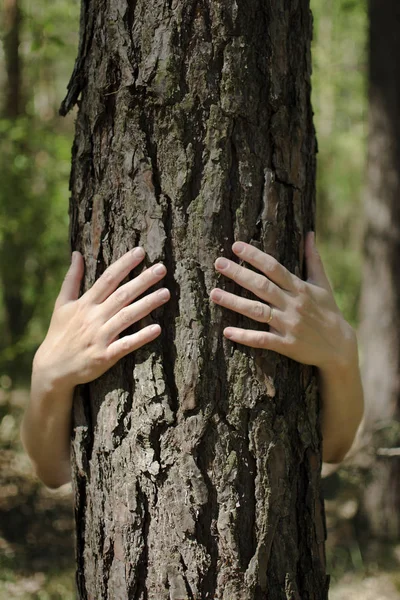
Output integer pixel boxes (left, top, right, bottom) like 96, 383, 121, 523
74, 471, 89, 600
161, 193, 180, 417
80, 383, 95, 470
226, 122, 239, 254
193, 429, 219, 600
111, 389, 134, 448
139, 109, 180, 419
179, 555, 195, 600
123, 0, 140, 73
238, 410, 257, 569
132, 480, 150, 600
60, 0, 94, 115
181, 97, 207, 220
102, 529, 115, 599
70, 114, 96, 247
251, 163, 269, 244
273, 170, 302, 193
109, 343, 137, 451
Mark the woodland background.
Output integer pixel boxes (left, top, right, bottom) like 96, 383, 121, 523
1, 0, 399, 598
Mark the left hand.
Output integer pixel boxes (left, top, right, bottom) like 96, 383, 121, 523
210, 232, 357, 372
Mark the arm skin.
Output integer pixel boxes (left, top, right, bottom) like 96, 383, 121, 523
210, 232, 364, 463
21, 248, 170, 488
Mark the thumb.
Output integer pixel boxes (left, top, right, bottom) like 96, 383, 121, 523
305, 232, 331, 290
55, 251, 84, 308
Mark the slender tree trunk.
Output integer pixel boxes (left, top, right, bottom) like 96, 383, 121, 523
3, 0, 22, 117
63, 1, 329, 597
1, 0, 26, 350
358, 1, 400, 540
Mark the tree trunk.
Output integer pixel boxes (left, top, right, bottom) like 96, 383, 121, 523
63, 1, 329, 597
358, 1, 400, 540
1, 0, 27, 351
2, 0, 22, 117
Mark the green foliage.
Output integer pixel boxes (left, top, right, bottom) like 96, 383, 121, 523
311, 0, 368, 326
0, 567, 76, 600
0, 0, 79, 381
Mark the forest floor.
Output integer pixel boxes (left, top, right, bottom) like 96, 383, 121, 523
1, 388, 400, 600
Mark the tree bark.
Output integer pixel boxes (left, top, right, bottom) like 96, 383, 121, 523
358, 1, 400, 540
63, 1, 329, 597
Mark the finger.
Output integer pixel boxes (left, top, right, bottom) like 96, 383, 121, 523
106, 324, 161, 363
102, 288, 170, 341
232, 242, 297, 292
210, 288, 283, 329
101, 263, 167, 319
305, 232, 332, 291
55, 252, 84, 308
214, 257, 285, 308
86, 247, 146, 304
223, 326, 285, 353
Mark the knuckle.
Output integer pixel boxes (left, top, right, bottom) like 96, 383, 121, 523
102, 268, 115, 285
119, 338, 131, 353
284, 333, 296, 347
258, 333, 270, 348
295, 297, 308, 315
252, 302, 265, 320
115, 286, 129, 305
229, 295, 239, 310
91, 349, 107, 367
146, 293, 156, 308
295, 279, 307, 294
119, 307, 132, 326
255, 276, 269, 294
231, 264, 241, 280
266, 258, 279, 275
290, 316, 303, 335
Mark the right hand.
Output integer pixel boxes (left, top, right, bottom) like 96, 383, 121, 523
33, 248, 169, 389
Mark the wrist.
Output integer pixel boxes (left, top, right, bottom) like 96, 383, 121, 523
320, 320, 359, 377
32, 348, 76, 397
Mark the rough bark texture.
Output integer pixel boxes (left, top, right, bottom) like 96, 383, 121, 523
64, 1, 328, 598
358, 1, 400, 540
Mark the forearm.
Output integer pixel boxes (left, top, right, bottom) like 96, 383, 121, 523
319, 342, 364, 463
21, 365, 74, 488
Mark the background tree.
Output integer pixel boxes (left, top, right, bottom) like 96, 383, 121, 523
358, 0, 400, 540
63, 1, 329, 598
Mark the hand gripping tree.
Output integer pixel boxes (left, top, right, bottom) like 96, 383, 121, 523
61, 1, 328, 598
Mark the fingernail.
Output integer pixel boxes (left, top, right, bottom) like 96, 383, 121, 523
233, 242, 245, 255
310, 231, 315, 245
153, 263, 166, 276
216, 258, 229, 270
158, 288, 170, 301
132, 247, 145, 258
150, 324, 161, 333
224, 328, 234, 339
211, 289, 222, 301
71, 251, 78, 264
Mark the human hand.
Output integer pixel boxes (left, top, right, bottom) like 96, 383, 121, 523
33, 248, 170, 390
210, 232, 357, 372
